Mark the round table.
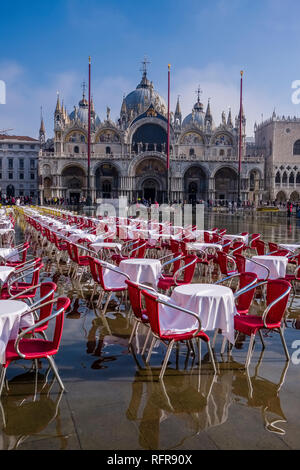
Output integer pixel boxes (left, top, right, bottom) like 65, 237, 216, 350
170, 284, 236, 343
245, 255, 288, 280
0, 300, 34, 364
0, 247, 19, 262
0, 266, 15, 284
119, 258, 162, 287
90, 242, 122, 253
279, 244, 300, 252
185, 242, 223, 252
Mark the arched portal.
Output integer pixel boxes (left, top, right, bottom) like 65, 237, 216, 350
135, 158, 166, 203
184, 166, 207, 203
290, 191, 299, 202
61, 166, 86, 203
214, 167, 238, 202
276, 191, 287, 203
95, 163, 119, 199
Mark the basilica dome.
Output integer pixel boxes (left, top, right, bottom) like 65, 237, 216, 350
123, 71, 167, 116
182, 99, 206, 129
69, 94, 101, 126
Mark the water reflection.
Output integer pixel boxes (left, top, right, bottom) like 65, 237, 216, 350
126, 347, 289, 448
0, 371, 66, 450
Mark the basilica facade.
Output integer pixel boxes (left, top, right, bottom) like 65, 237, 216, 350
38, 66, 265, 205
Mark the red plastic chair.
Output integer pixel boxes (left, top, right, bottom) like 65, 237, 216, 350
268, 242, 278, 253
235, 272, 259, 315
157, 255, 197, 292
249, 233, 261, 250
0, 297, 71, 395
88, 257, 129, 315
255, 240, 265, 256
234, 254, 246, 274
0, 259, 44, 302
216, 251, 238, 277
141, 289, 217, 379
230, 242, 245, 256
233, 279, 291, 368
3, 242, 30, 267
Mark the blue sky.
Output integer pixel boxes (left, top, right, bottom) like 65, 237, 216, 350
1, 0, 300, 138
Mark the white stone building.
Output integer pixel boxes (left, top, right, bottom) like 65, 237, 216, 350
0, 134, 39, 200
38, 64, 265, 205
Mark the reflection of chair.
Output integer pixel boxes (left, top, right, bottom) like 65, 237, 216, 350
233, 280, 291, 368
231, 351, 289, 436
0, 371, 65, 450
0, 297, 71, 396
141, 289, 217, 379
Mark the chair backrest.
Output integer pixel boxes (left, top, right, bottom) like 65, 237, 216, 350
231, 242, 244, 255
265, 280, 291, 325
38, 282, 58, 328
204, 232, 211, 243
181, 255, 197, 283
256, 240, 265, 256
234, 254, 246, 273
250, 233, 261, 248
217, 251, 234, 276
125, 280, 143, 320
268, 242, 278, 253
236, 272, 258, 313
270, 249, 289, 257
141, 289, 161, 336
52, 297, 71, 351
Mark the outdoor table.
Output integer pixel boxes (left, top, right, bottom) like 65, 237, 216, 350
169, 284, 236, 343
278, 243, 300, 252
223, 234, 248, 244
185, 242, 223, 252
119, 258, 162, 287
0, 300, 34, 364
0, 266, 15, 285
0, 248, 19, 262
90, 242, 122, 253
245, 255, 288, 280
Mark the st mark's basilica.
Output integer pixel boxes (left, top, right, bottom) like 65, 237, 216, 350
38, 61, 268, 206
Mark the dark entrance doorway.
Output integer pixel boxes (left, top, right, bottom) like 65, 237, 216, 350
70, 192, 80, 204
144, 187, 156, 202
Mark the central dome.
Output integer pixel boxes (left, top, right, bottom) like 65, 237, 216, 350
123, 72, 167, 117
182, 99, 206, 129
69, 93, 101, 126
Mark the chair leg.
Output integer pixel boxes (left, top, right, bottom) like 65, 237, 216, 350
145, 337, 156, 364
278, 327, 290, 361
207, 341, 217, 374
159, 340, 174, 381
258, 330, 266, 349
46, 356, 65, 392
141, 328, 152, 356
245, 333, 256, 369
128, 319, 138, 346
0, 366, 6, 397
102, 292, 112, 316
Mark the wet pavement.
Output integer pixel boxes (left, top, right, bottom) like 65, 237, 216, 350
1, 211, 300, 450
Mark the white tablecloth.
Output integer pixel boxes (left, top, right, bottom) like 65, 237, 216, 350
0, 300, 34, 364
0, 266, 15, 284
223, 234, 248, 244
245, 255, 288, 280
186, 242, 223, 252
0, 247, 19, 262
119, 258, 162, 287
169, 284, 236, 343
90, 242, 122, 253
279, 244, 300, 252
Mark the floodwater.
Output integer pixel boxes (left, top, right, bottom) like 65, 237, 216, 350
1, 210, 300, 450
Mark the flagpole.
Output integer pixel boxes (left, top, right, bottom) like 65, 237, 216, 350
87, 56, 92, 206
167, 63, 171, 203
238, 70, 243, 206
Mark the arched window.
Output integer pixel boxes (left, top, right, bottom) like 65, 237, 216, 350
189, 148, 195, 156
293, 140, 300, 155
106, 146, 111, 155
74, 146, 79, 154
219, 149, 225, 156
289, 172, 295, 185
282, 172, 288, 184
275, 172, 281, 184
297, 173, 300, 184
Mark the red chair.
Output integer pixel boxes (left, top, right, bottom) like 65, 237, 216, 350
235, 272, 259, 315
3, 242, 30, 267
216, 251, 237, 278
230, 242, 245, 256
249, 233, 261, 250
125, 280, 157, 353
234, 254, 246, 274
88, 257, 129, 315
0, 297, 71, 395
66, 242, 90, 280
233, 279, 291, 368
268, 242, 278, 253
255, 240, 265, 256
141, 289, 217, 379
157, 255, 197, 293
0, 259, 44, 302
111, 239, 147, 266
29, 281, 58, 339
